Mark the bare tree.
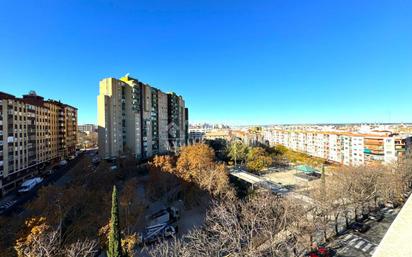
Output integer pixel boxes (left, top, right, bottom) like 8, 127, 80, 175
15, 217, 98, 257
147, 237, 191, 257
15, 224, 60, 257
63, 239, 98, 257
149, 191, 311, 257
378, 159, 412, 207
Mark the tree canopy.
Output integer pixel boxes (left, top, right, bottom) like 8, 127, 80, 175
246, 147, 273, 173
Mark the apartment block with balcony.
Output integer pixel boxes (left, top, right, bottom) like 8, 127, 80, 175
0, 91, 77, 197
167, 92, 188, 151
327, 134, 342, 163
265, 128, 411, 166
98, 75, 188, 160
382, 136, 410, 163
351, 136, 365, 166
188, 130, 204, 144
405, 137, 412, 156
78, 124, 97, 134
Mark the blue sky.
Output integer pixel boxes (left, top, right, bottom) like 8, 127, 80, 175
0, 0, 411, 125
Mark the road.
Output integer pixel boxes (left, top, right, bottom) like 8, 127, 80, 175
332, 207, 400, 257
0, 152, 86, 217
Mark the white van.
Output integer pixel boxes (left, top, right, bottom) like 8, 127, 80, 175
18, 177, 43, 193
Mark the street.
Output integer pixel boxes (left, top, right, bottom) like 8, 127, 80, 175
332, 207, 399, 257
0, 152, 86, 217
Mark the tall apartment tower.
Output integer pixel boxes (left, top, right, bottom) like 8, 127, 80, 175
98, 74, 188, 160
0, 91, 77, 196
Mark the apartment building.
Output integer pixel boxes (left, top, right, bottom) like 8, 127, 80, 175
406, 137, 412, 156
189, 131, 204, 144
0, 91, 77, 196
78, 124, 97, 134
97, 75, 188, 160
265, 128, 410, 166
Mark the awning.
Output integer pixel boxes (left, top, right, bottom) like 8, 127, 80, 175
295, 165, 319, 174
364, 149, 372, 154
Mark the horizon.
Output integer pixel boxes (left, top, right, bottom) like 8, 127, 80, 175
1, 0, 411, 125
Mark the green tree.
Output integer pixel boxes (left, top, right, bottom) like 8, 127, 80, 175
204, 139, 229, 161
270, 144, 288, 156
228, 140, 248, 166
246, 147, 272, 173
108, 185, 123, 257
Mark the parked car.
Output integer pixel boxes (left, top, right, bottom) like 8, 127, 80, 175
349, 222, 370, 233
46, 167, 58, 175
0, 200, 18, 215
105, 157, 117, 163
59, 160, 68, 166
18, 177, 43, 193
305, 246, 335, 257
369, 211, 384, 222
384, 201, 399, 209
92, 156, 100, 164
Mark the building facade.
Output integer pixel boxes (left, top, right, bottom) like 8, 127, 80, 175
264, 128, 411, 166
189, 130, 205, 144
97, 75, 188, 160
78, 124, 97, 134
0, 91, 77, 196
